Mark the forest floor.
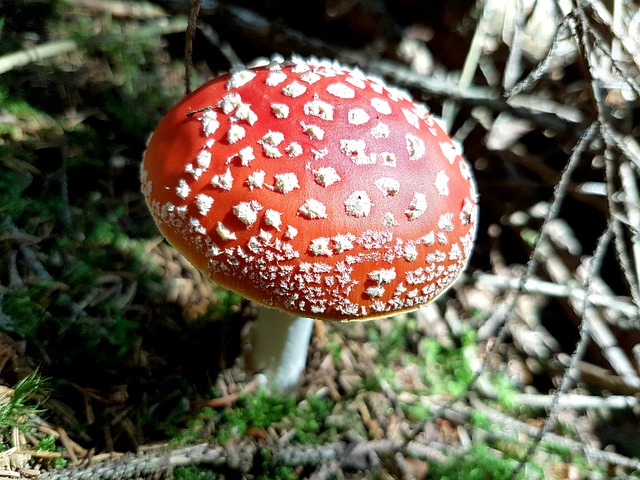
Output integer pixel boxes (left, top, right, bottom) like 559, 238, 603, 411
1, 0, 640, 478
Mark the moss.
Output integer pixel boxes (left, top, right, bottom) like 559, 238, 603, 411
366, 315, 416, 363
0, 148, 36, 218
35, 434, 67, 469
173, 465, 225, 480
215, 391, 297, 443
404, 402, 431, 422
492, 373, 519, 410
205, 391, 336, 446
0, 86, 48, 139
429, 444, 543, 480
293, 395, 336, 444
256, 448, 298, 480
419, 334, 475, 397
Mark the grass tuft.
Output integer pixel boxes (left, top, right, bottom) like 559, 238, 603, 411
0, 372, 47, 450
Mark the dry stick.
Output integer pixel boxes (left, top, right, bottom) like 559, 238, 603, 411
579, 272, 640, 332
196, 23, 242, 67
400, 391, 640, 472
536, 239, 640, 387
502, 0, 527, 92
580, 4, 640, 312
511, 225, 615, 479
370, 59, 585, 136
400, 121, 597, 456
506, 121, 598, 473
36, 439, 444, 480
64, 0, 168, 19
400, 108, 595, 455
157, 0, 342, 59
441, 0, 489, 131
604, 124, 640, 176
619, 161, 640, 303
501, 391, 639, 410
468, 398, 640, 471
161, 0, 584, 134
607, 160, 640, 303
611, 0, 624, 62
510, 2, 638, 473
184, 0, 202, 94
0, 39, 78, 75
477, 352, 640, 405
475, 272, 639, 317
600, 143, 640, 315
604, 143, 640, 310
578, 6, 640, 97
504, 13, 572, 97
161, 0, 585, 134
608, 155, 640, 309
509, 5, 640, 100
493, 115, 596, 478
0, 17, 189, 76
587, 0, 622, 58
585, 0, 640, 71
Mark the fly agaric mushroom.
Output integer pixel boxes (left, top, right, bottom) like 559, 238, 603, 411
141, 57, 478, 393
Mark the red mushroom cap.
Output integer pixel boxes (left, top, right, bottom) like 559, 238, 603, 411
141, 58, 478, 321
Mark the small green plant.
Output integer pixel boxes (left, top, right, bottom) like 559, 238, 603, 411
293, 395, 336, 444
35, 434, 56, 452
325, 340, 342, 361
214, 390, 296, 443
0, 86, 48, 139
35, 434, 67, 469
467, 406, 595, 480
470, 410, 492, 431
0, 373, 47, 450
192, 390, 337, 445
173, 465, 224, 480
429, 443, 544, 480
257, 448, 297, 480
404, 402, 431, 422
491, 373, 519, 410
420, 330, 476, 397
520, 228, 539, 247
362, 372, 381, 391
367, 314, 417, 363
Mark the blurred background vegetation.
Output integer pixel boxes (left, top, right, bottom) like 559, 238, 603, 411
1, 0, 640, 478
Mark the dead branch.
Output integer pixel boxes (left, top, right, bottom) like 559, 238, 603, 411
0, 17, 188, 75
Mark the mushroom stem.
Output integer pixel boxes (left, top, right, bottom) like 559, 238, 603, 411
249, 306, 314, 393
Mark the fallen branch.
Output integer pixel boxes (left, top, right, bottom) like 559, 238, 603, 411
154, 0, 586, 136
475, 272, 639, 318
34, 439, 431, 479
400, 392, 640, 472
0, 16, 188, 75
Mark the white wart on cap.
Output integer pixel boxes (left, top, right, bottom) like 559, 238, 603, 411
141, 57, 478, 321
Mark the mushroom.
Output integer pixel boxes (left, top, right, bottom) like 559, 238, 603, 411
141, 57, 478, 393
